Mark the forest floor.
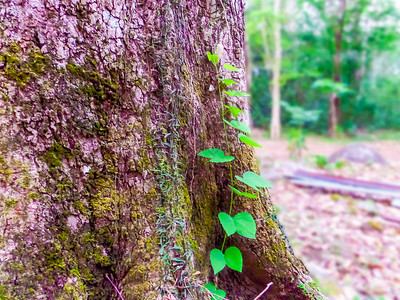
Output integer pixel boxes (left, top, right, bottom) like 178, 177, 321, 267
253, 129, 400, 300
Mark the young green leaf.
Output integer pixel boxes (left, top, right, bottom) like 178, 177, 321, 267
238, 133, 262, 148
224, 63, 241, 71
224, 91, 251, 97
224, 120, 251, 134
204, 283, 217, 293
212, 289, 226, 300
218, 212, 237, 236
210, 249, 226, 275
235, 171, 273, 192
210, 155, 235, 163
198, 148, 234, 163
228, 185, 259, 199
242, 171, 273, 188
204, 283, 226, 300
240, 192, 259, 199
219, 78, 239, 86
207, 51, 219, 67
233, 212, 257, 239
224, 105, 243, 118
229, 185, 242, 195
224, 247, 243, 272
198, 148, 223, 158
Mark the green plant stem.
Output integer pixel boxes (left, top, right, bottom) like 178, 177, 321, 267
215, 65, 235, 252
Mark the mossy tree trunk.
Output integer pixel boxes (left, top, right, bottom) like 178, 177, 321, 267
0, 0, 324, 299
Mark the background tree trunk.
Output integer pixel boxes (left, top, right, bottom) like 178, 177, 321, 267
329, 0, 347, 137
0, 0, 323, 299
270, 0, 282, 140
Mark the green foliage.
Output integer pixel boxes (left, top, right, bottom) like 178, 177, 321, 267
204, 283, 226, 300
210, 249, 226, 275
314, 155, 329, 168
224, 119, 251, 134
218, 212, 257, 239
287, 128, 306, 159
224, 247, 243, 272
238, 133, 262, 148
198, 148, 234, 163
281, 101, 320, 128
224, 105, 243, 118
229, 185, 259, 199
219, 78, 239, 86
235, 171, 273, 192
207, 51, 219, 67
202, 50, 271, 298
223, 63, 241, 71
210, 246, 244, 274
223, 91, 251, 97
311, 79, 354, 95
233, 212, 257, 239
313, 155, 346, 170
246, 0, 400, 133
281, 101, 320, 158
218, 213, 237, 236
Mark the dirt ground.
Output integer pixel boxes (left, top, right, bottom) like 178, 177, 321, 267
253, 130, 400, 300
252, 128, 400, 164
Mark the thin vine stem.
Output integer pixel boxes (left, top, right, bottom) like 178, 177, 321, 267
214, 64, 235, 252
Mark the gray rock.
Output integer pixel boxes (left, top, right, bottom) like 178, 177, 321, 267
328, 143, 387, 164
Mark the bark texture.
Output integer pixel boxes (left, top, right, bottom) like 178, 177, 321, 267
0, 0, 323, 299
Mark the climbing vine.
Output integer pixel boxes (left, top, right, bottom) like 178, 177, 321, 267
199, 51, 273, 299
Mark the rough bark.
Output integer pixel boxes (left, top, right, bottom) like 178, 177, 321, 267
0, 0, 323, 299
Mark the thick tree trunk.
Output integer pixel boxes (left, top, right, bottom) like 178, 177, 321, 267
270, 0, 282, 140
0, 0, 323, 299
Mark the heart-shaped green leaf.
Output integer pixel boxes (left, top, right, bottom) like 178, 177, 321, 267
242, 171, 273, 188
233, 212, 257, 239
224, 91, 250, 97
212, 289, 226, 300
224, 105, 243, 118
224, 63, 241, 71
235, 171, 273, 192
204, 283, 217, 293
205, 283, 226, 300
207, 51, 219, 67
219, 78, 239, 86
198, 148, 234, 163
218, 212, 236, 236
224, 120, 251, 134
210, 249, 226, 275
228, 185, 259, 199
224, 247, 243, 272
238, 133, 262, 148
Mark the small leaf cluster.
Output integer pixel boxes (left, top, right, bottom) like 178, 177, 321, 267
199, 51, 273, 298
219, 212, 256, 239
210, 246, 243, 274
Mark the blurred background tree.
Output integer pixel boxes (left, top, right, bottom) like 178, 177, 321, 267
246, 0, 400, 137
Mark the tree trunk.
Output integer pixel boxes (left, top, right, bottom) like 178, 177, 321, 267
328, 0, 346, 137
270, 0, 282, 140
328, 93, 339, 137
245, 34, 253, 127
0, 0, 323, 299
